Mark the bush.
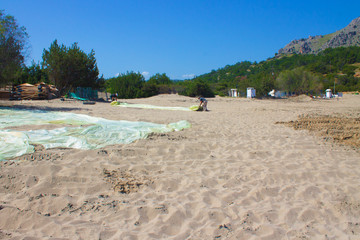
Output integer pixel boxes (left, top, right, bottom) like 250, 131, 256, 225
184, 80, 215, 97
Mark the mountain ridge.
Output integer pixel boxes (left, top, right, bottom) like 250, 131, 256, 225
278, 17, 360, 55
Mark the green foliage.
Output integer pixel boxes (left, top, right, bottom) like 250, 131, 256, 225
275, 68, 321, 94
193, 46, 360, 96
142, 82, 159, 97
334, 75, 360, 92
106, 71, 144, 99
148, 73, 171, 94
0, 10, 28, 86
180, 80, 215, 97
214, 82, 229, 96
42, 40, 99, 94
148, 73, 171, 85
106, 71, 159, 99
16, 61, 49, 85
95, 75, 106, 90
342, 65, 357, 76
256, 72, 275, 96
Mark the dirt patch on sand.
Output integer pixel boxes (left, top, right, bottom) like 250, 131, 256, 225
103, 168, 153, 194
277, 115, 360, 148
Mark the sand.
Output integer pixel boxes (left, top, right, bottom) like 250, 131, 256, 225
0, 94, 360, 240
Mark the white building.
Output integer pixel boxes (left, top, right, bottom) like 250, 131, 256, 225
229, 88, 238, 97
326, 89, 332, 98
247, 87, 256, 98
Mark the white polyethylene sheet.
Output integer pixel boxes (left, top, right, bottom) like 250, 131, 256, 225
0, 108, 191, 160
113, 102, 192, 111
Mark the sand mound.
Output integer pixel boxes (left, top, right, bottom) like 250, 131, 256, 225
286, 94, 314, 102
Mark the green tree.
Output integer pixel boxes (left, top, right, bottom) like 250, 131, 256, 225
183, 80, 215, 97
95, 74, 106, 90
257, 73, 275, 97
17, 61, 49, 85
148, 73, 172, 94
276, 67, 320, 94
106, 71, 145, 99
214, 82, 229, 96
0, 10, 29, 86
148, 73, 171, 85
142, 82, 159, 97
42, 40, 99, 94
342, 65, 357, 77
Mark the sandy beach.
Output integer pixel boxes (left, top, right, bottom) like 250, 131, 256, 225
0, 94, 360, 240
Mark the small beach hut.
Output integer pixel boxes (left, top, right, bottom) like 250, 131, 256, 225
326, 89, 332, 99
247, 87, 256, 98
229, 89, 238, 97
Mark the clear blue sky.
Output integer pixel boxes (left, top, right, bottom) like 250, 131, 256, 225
2, 0, 360, 80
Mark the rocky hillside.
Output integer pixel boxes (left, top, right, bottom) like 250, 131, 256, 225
278, 17, 360, 55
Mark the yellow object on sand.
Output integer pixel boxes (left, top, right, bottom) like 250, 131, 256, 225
189, 105, 203, 111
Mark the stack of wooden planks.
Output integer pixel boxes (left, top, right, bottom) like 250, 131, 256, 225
14, 83, 60, 100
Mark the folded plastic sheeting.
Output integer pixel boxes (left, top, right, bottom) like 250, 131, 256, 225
189, 105, 203, 111
0, 131, 34, 159
0, 108, 191, 160
111, 102, 193, 111
0, 108, 99, 128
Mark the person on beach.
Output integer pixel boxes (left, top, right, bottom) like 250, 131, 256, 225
110, 93, 118, 101
198, 96, 208, 111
